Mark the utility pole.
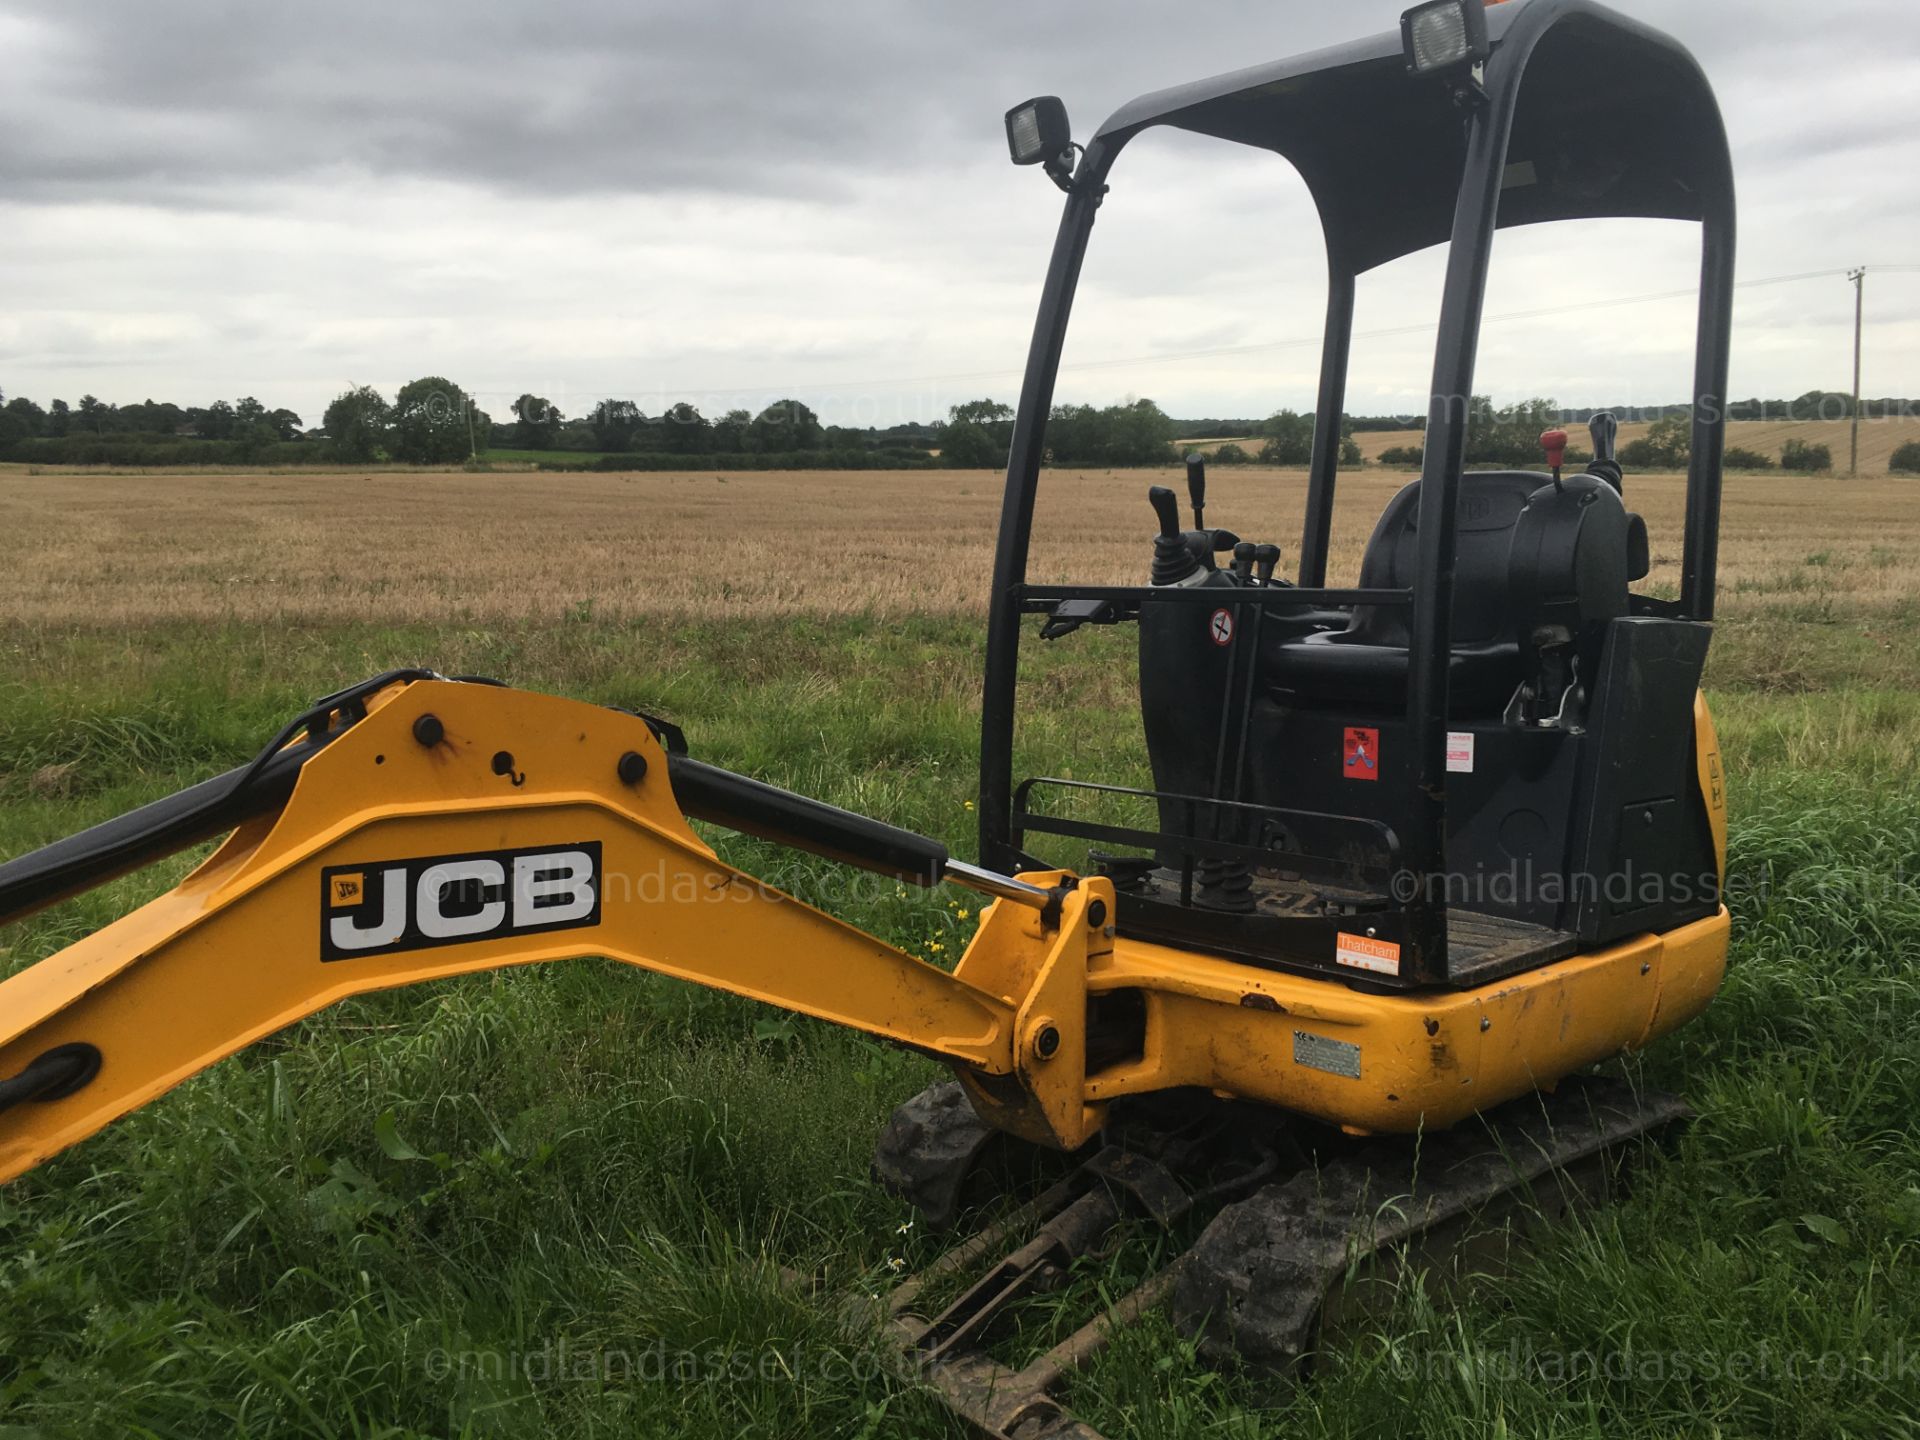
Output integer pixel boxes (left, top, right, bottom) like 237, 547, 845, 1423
1849, 267, 1866, 477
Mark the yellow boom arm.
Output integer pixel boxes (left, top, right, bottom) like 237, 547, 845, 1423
0, 678, 1110, 1182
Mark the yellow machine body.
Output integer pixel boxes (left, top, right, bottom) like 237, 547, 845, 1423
0, 677, 1727, 1185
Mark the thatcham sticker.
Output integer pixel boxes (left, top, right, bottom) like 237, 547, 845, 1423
320, 843, 602, 961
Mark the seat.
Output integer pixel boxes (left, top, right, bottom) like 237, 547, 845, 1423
1266, 472, 1545, 711
1268, 470, 1648, 713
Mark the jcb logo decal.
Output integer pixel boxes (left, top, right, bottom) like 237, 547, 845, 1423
320, 843, 601, 962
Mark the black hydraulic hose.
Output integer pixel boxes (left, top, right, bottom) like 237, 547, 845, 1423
0, 740, 954, 924
0, 675, 959, 930
0, 668, 442, 928
0, 739, 323, 927
0, 1043, 102, 1116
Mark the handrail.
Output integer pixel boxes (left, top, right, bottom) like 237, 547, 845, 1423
1012, 776, 1400, 889
1016, 584, 1411, 610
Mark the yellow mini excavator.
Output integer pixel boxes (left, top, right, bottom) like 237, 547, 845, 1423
1, 2, 1735, 1433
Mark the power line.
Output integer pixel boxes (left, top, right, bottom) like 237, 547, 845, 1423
467, 262, 1915, 407
1054, 266, 1876, 376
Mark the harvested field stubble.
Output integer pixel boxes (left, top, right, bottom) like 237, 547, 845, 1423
5, 467, 1919, 629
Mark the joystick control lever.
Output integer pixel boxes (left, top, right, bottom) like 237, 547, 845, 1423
1253, 543, 1281, 586
1589, 411, 1618, 464
1184, 452, 1207, 530
1586, 410, 1624, 493
1147, 485, 1211, 585
1147, 480, 1239, 586
1149, 485, 1182, 539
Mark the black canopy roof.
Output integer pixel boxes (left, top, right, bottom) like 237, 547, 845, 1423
1092, 0, 1732, 274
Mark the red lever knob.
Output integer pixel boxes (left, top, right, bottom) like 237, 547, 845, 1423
1540, 428, 1568, 469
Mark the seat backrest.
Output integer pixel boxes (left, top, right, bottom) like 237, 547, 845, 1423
1345, 472, 1544, 649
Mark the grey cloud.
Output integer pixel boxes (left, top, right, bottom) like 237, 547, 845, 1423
4, 0, 1915, 203
4, 0, 1916, 233
0, 2, 1401, 203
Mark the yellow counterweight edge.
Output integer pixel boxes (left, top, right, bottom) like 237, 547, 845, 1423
1081, 908, 1729, 1134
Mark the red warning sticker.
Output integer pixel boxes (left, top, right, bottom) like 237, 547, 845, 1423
1208, 608, 1234, 646
1446, 730, 1475, 773
1342, 726, 1379, 781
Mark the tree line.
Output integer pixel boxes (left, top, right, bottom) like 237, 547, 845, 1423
0, 381, 1195, 469
332, 386, 958, 466
0, 392, 304, 460
940, 398, 1358, 467
5, 381, 1912, 473
1366, 398, 1920, 475
0, 380, 946, 469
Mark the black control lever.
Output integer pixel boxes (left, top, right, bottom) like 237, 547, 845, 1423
1148, 485, 1211, 584
1232, 541, 1256, 581
1148, 485, 1182, 538
1588, 411, 1618, 463
1586, 411, 1624, 494
1184, 452, 1206, 530
1253, 543, 1281, 586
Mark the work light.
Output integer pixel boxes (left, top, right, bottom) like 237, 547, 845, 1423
1005, 96, 1071, 168
1401, 0, 1490, 76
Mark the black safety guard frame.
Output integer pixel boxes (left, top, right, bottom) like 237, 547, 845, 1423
976, 0, 1735, 984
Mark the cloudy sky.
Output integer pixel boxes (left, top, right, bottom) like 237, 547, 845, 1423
2, 0, 1916, 429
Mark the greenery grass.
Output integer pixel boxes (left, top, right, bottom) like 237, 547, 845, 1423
3, 588, 1919, 1435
